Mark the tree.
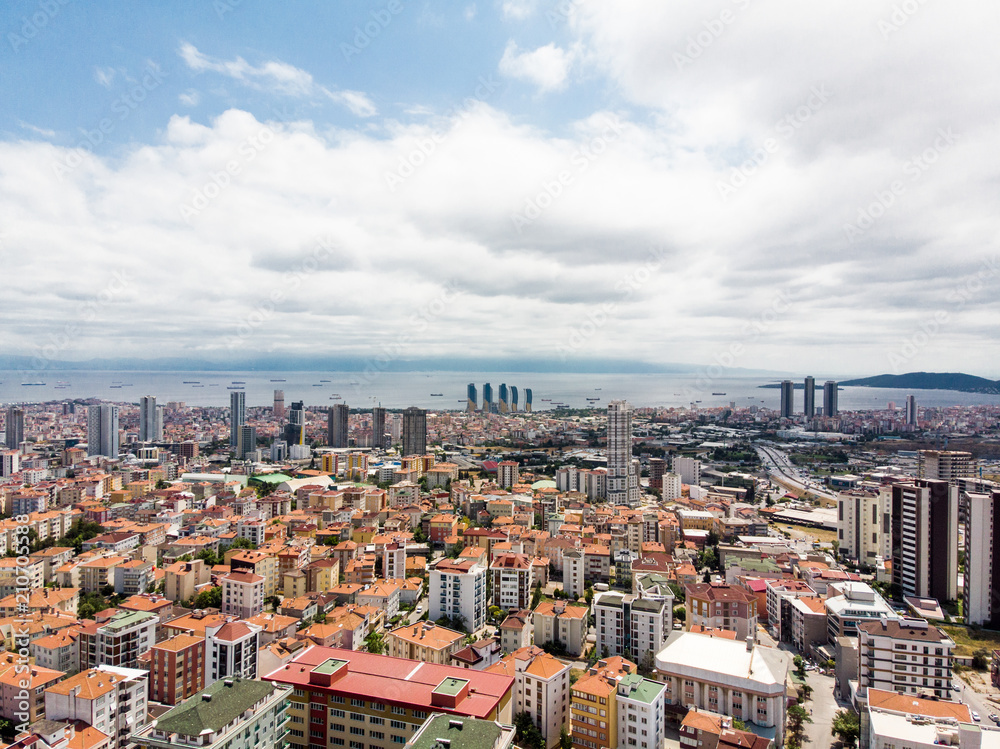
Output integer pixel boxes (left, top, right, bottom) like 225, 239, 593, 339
531, 582, 543, 609
365, 631, 386, 655
673, 604, 686, 622
230, 537, 257, 550
513, 712, 545, 749
155, 479, 170, 490
972, 648, 990, 670
798, 683, 813, 703
831, 709, 860, 748
786, 704, 812, 746
559, 727, 572, 749
194, 586, 222, 609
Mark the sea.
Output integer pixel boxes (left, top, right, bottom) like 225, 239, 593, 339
3, 371, 1000, 411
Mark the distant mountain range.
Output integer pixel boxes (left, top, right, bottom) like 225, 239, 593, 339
839, 372, 1000, 394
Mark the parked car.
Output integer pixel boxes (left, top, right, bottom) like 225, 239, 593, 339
972, 711, 981, 722
988, 713, 998, 724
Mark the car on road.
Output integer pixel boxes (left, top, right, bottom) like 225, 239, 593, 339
952, 684, 961, 692
972, 711, 981, 722
415, 605, 423, 613
989, 714, 998, 724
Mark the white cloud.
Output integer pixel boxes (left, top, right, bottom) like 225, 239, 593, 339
17, 121, 55, 138
464, 4, 477, 21
325, 90, 377, 118
178, 42, 376, 116
499, 41, 574, 92
179, 90, 201, 107
501, 0, 537, 20
93, 67, 117, 89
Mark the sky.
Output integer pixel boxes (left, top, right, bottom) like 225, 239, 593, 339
1, 0, 999, 378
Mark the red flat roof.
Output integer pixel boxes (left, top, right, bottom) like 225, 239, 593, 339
263, 646, 513, 719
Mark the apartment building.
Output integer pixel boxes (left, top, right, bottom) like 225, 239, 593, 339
963, 489, 1000, 626
79, 610, 158, 670
132, 678, 291, 749
220, 571, 265, 619
570, 657, 636, 749
890, 480, 959, 603
533, 600, 588, 657
205, 621, 261, 686
490, 554, 534, 612
486, 646, 570, 748
563, 550, 585, 599
838, 488, 887, 565
858, 618, 955, 699
615, 674, 667, 749
263, 647, 514, 749
430, 556, 488, 633
45, 666, 149, 749
685, 584, 758, 641
147, 634, 205, 706
387, 622, 466, 665
825, 582, 900, 643
593, 592, 672, 669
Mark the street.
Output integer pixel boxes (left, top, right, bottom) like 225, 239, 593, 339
803, 671, 844, 749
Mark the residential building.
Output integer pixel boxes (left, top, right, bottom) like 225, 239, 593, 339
564, 550, 585, 600
263, 647, 515, 749
387, 622, 466, 665
825, 582, 900, 643
905, 395, 917, 427
964, 489, 1000, 626
138, 396, 162, 442
615, 673, 667, 749
533, 600, 588, 657
79, 610, 158, 670
430, 556, 488, 633
823, 381, 838, 417
0, 655, 64, 726
858, 618, 954, 699
803, 376, 815, 418
490, 554, 533, 612
163, 559, 211, 603
679, 709, 772, 749
569, 657, 636, 749
862, 688, 972, 749
779, 381, 794, 418
205, 621, 261, 686
405, 713, 515, 749
373, 406, 387, 448
328, 404, 349, 448
890, 480, 959, 602
486, 646, 570, 748
4, 407, 24, 449
917, 450, 973, 481
685, 584, 758, 642
497, 461, 519, 490
402, 407, 427, 456
229, 391, 245, 450
45, 666, 149, 749
499, 610, 532, 654
87, 404, 120, 458
220, 571, 265, 619
113, 560, 153, 597
653, 632, 791, 747
672, 457, 701, 487
607, 401, 640, 506
593, 592, 672, 670
147, 634, 205, 706
132, 677, 291, 749
838, 488, 886, 566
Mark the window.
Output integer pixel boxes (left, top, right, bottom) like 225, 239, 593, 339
351, 699, 366, 708
391, 706, 406, 716
370, 702, 385, 711
350, 742, 364, 749
332, 738, 345, 746
370, 731, 385, 740
390, 720, 407, 730
392, 736, 406, 744
311, 730, 325, 739
351, 727, 366, 736
413, 711, 428, 720
294, 689, 306, 697
332, 724, 345, 733
370, 717, 384, 726
331, 709, 346, 718
351, 713, 366, 722
332, 696, 346, 704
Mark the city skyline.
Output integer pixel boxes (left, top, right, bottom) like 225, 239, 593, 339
0, 2, 998, 375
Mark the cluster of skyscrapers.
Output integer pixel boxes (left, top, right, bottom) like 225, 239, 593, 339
467, 382, 532, 413
779, 377, 839, 418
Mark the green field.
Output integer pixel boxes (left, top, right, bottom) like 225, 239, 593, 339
941, 625, 1000, 658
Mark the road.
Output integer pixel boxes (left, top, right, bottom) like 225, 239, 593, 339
756, 444, 839, 502
803, 671, 845, 749
955, 673, 1000, 724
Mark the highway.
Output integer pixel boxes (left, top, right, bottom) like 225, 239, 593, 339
755, 443, 839, 501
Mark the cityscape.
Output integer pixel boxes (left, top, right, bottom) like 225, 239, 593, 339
2, 3, 999, 749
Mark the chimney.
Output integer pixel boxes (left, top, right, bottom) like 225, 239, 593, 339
745, 636, 753, 652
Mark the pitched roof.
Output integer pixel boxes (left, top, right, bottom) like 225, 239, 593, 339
154, 678, 279, 736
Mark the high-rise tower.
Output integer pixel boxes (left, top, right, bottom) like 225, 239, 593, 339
467, 384, 477, 413
139, 396, 163, 442
273, 390, 285, 419
229, 391, 246, 448
4, 407, 24, 449
402, 407, 427, 457
372, 406, 386, 449
803, 376, 815, 418
328, 403, 349, 448
607, 400, 640, 506
87, 404, 120, 458
823, 381, 839, 417
779, 381, 794, 418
